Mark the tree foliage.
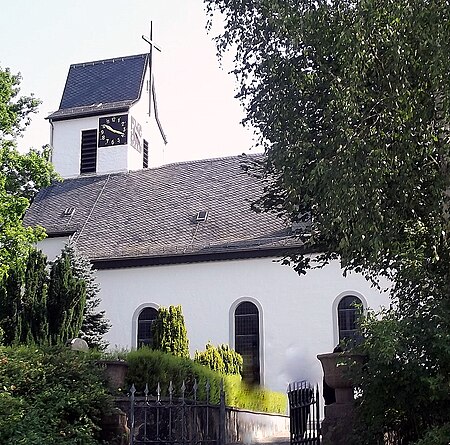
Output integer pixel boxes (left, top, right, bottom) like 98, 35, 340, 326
0, 244, 109, 348
0, 66, 58, 280
0, 345, 113, 444
47, 247, 87, 345
152, 305, 190, 358
63, 242, 110, 350
195, 342, 243, 375
205, 0, 450, 442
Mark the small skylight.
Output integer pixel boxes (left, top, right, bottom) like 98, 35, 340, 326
196, 210, 208, 222
62, 207, 75, 217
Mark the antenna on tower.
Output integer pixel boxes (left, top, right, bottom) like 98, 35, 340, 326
142, 22, 167, 144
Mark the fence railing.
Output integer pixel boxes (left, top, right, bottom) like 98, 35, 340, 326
126, 381, 225, 445
287, 381, 321, 445
116, 380, 290, 445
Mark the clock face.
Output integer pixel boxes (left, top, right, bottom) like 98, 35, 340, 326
98, 114, 128, 147
130, 116, 142, 153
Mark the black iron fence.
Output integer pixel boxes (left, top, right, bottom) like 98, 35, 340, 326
288, 381, 321, 445
115, 380, 290, 445
126, 381, 225, 445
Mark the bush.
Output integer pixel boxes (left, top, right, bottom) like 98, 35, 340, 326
0, 345, 113, 444
126, 347, 222, 403
125, 347, 286, 413
194, 342, 243, 376
152, 305, 189, 358
353, 308, 450, 445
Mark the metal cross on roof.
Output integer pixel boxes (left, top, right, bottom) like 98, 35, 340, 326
142, 22, 168, 145
142, 21, 161, 118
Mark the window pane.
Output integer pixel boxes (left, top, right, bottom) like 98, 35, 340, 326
137, 307, 158, 348
234, 302, 260, 384
338, 296, 362, 344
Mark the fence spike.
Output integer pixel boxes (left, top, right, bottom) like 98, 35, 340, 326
193, 379, 198, 401
169, 380, 173, 402
157, 382, 161, 402
130, 384, 136, 396
144, 383, 149, 398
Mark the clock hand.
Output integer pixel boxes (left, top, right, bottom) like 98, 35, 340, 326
102, 124, 124, 136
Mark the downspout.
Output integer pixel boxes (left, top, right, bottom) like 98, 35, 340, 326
49, 118, 54, 163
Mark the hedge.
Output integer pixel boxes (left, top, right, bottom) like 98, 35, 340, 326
125, 347, 286, 414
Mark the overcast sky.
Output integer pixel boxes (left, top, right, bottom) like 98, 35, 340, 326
0, 0, 259, 163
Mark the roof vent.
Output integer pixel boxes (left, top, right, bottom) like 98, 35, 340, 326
62, 207, 75, 217
196, 210, 208, 222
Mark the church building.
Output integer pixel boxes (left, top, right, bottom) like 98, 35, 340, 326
24, 52, 390, 392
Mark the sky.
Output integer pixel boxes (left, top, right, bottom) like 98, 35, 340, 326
0, 0, 259, 164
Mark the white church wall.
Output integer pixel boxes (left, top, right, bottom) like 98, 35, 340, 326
38, 236, 71, 260
52, 115, 130, 178
52, 116, 95, 178
96, 256, 390, 393
128, 68, 166, 169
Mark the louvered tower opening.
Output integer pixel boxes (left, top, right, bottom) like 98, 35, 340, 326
80, 129, 97, 174
143, 139, 149, 168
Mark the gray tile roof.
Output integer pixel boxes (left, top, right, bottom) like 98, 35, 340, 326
24, 155, 304, 263
47, 54, 148, 121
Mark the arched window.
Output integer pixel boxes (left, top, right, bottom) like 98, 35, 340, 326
337, 295, 363, 344
137, 307, 158, 348
234, 301, 260, 384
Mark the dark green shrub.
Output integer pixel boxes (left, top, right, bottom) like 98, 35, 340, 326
0, 345, 113, 444
152, 305, 189, 358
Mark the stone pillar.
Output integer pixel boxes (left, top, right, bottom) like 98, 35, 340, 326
100, 408, 130, 445
317, 352, 364, 445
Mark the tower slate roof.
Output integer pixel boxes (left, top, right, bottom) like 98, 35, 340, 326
47, 54, 148, 121
24, 155, 305, 267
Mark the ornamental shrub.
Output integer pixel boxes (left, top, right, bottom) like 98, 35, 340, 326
152, 305, 189, 358
194, 342, 225, 373
194, 342, 243, 376
125, 347, 286, 413
0, 345, 113, 444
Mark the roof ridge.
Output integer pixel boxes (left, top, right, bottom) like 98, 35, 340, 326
70, 53, 148, 69
134, 152, 264, 173
54, 153, 264, 183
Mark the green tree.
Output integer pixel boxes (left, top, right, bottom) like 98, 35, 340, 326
152, 305, 190, 358
0, 248, 48, 346
205, 0, 450, 442
47, 247, 87, 345
0, 66, 57, 280
63, 242, 110, 350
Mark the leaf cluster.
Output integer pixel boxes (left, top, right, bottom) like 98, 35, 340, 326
194, 342, 243, 375
152, 305, 190, 359
0, 345, 113, 444
0, 244, 109, 349
0, 66, 58, 280
125, 347, 285, 413
205, 0, 450, 440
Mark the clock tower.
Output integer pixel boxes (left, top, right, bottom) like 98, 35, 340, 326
47, 53, 166, 179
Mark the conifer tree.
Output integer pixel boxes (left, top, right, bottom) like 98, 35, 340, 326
152, 305, 189, 358
19, 248, 48, 344
63, 242, 110, 349
0, 248, 48, 345
47, 248, 86, 345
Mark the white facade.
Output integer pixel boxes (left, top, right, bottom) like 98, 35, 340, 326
38, 238, 389, 393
